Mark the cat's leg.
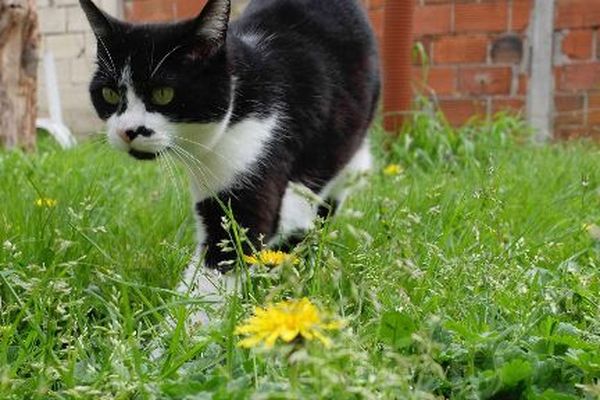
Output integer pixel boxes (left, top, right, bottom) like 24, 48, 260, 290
178, 184, 284, 325
319, 138, 372, 213
176, 214, 237, 328
270, 182, 321, 249
150, 222, 231, 358
177, 256, 236, 327
272, 140, 372, 250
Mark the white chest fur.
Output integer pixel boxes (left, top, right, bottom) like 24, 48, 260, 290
175, 114, 279, 203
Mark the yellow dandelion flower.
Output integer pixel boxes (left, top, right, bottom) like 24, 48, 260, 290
235, 298, 343, 349
35, 198, 57, 208
243, 249, 299, 266
383, 163, 404, 176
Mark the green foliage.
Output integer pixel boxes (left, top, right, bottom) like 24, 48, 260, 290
1, 113, 600, 399
379, 311, 417, 350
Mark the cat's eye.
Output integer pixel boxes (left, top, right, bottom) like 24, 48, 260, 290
102, 87, 120, 105
151, 87, 175, 106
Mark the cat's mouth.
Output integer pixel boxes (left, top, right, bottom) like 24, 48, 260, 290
129, 149, 161, 161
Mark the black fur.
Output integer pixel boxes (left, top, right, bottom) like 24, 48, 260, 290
82, 0, 380, 271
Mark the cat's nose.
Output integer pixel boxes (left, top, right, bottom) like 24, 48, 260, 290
118, 127, 154, 143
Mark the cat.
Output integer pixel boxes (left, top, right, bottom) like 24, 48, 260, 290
80, 0, 380, 305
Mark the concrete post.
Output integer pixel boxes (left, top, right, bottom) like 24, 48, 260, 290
527, 0, 556, 142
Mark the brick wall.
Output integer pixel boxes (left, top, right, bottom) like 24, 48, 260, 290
412, 0, 532, 126
124, 0, 205, 21
554, 0, 600, 139
124, 0, 379, 25
36, 0, 121, 134
124, 0, 249, 21
414, 0, 600, 138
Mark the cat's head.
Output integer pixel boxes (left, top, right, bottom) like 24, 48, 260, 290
80, 0, 232, 160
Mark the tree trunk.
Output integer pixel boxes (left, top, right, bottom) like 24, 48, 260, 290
0, 0, 39, 150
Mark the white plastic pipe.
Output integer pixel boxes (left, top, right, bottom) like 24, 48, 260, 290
36, 50, 77, 149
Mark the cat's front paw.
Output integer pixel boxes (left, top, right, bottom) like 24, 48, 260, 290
177, 261, 238, 328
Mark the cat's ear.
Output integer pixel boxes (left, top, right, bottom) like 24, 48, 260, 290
192, 0, 231, 48
79, 0, 117, 38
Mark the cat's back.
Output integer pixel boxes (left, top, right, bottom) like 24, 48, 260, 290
228, 0, 380, 192
233, 0, 376, 52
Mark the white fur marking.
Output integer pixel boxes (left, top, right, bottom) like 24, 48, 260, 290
272, 139, 372, 245
276, 183, 319, 240
177, 261, 236, 327
185, 114, 279, 201
320, 139, 372, 206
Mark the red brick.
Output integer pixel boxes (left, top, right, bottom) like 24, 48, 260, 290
588, 92, 600, 124
412, 66, 457, 95
125, 0, 208, 21
455, 2, 509, 33
173, 0, 205, 18
126, 0, 175, 21
556, 63, 600, 91
438, 99, 488, 126
556, 0, 600, 29
555, 127, 590, 140
589, 91, 600, 108
511, 0, 533, 31
555, 94, 585, 111
492, 98, 525, 114
589, 112, 600, 125
554, 94, 585, 124
459, 67, 512, 95
433, 35, 489, 64
414, 4, 452, 36
562, 29, 594, 60
365, 0, 385, 10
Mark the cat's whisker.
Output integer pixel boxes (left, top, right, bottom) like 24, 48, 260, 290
171, 135, 229, 163
169, 145, 213, 187
174, 136, 257, 196
166, 153, 190, 201
169, 147, 215, 196
170, 145, 223, 198
158, 151, 188, 216
156, 154, 180, 214
150, 45, 184, 79
172, 145, 223, 188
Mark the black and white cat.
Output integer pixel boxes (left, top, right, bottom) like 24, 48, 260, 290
80, 0, 380, 303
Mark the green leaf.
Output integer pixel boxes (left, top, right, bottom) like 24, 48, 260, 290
564, 349, 600, 375
379, 311, 416, 349
499, 359, 533, 387
531, 389, 580, 400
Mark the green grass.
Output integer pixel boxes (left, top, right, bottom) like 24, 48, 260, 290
1, 112, 599, 399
